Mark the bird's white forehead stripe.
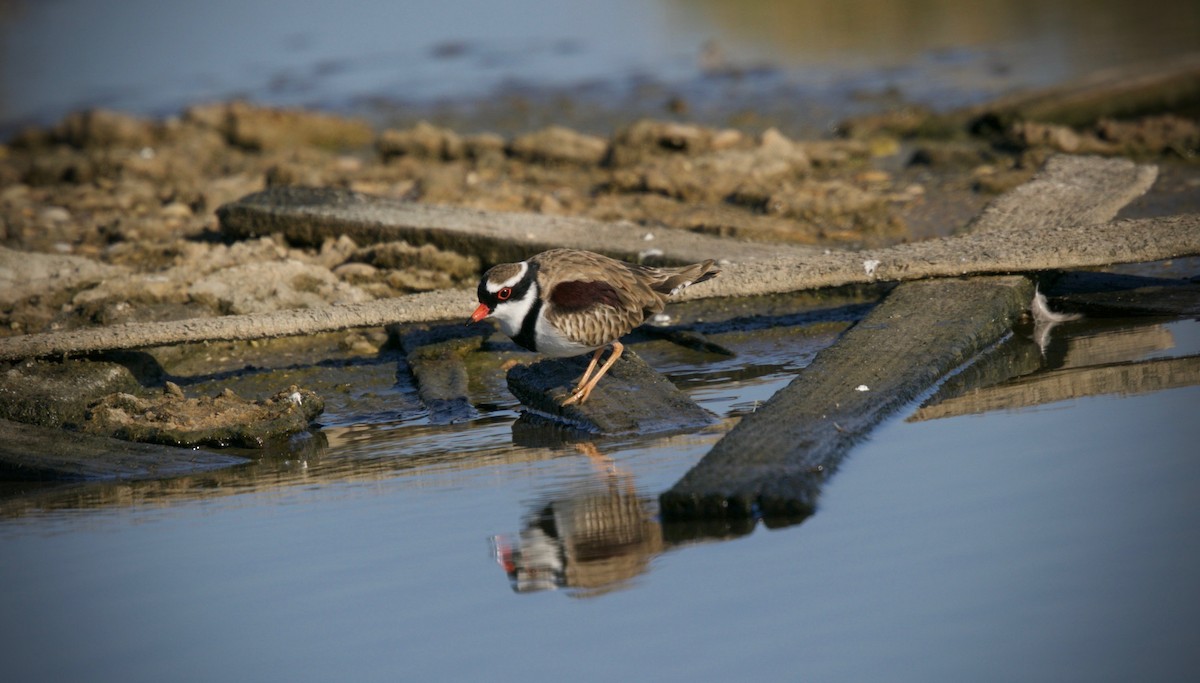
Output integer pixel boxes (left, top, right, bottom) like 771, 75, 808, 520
488, 261, 528, 292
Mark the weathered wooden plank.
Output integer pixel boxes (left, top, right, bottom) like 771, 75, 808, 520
392, 323, 491, 424
659, 276, 1033, 520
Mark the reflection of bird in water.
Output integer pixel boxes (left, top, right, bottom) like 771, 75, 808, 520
1029, 286, 1083, 355
491, 444, 664, 596
469, 248, 719, 404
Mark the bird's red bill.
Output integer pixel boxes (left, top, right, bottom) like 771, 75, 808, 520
469, 302, 491, 324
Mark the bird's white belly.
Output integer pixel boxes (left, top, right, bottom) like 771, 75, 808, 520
534, 314, 598, 357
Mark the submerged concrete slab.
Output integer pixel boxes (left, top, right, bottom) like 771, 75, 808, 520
392, 323, 491, 424
506, 350, 715, 436
0, 418, 249, 481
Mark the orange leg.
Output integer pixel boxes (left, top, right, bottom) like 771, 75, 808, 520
570, 347, 605, 396
563, 341, 623, 405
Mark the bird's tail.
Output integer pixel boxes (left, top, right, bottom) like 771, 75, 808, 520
642, 259, 720, 296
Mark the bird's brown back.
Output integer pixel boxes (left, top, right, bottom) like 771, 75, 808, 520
532, 249, 718, 348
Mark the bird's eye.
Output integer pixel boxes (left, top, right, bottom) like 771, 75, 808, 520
497, 287, 512, 301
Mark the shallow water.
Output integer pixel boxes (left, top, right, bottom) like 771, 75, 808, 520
2, 316, 1198, 682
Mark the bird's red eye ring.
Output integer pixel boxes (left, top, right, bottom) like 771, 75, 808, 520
497, 287, 512, 301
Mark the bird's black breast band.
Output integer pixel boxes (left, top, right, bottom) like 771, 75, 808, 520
511, 261, 541, 352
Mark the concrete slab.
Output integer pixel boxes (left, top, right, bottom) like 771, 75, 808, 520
391, 323, 491, 424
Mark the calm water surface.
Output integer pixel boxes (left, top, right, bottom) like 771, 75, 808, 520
2, 2, 1199, 679
2, 319, 1198, 682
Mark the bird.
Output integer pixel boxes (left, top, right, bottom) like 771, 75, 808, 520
468, 248, 720, 405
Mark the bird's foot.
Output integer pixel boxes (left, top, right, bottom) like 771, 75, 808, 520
561, 384, 591, 406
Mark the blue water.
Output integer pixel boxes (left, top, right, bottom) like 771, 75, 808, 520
2, 320, 1199, 682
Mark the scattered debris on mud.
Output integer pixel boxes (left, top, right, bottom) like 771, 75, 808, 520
83, 382, 324, 448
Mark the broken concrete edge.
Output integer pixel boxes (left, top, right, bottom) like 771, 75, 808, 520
659, 275, 1036, 524
0, 290, 470, 362
966, 155, 1157, 234
217, 184, 811, 269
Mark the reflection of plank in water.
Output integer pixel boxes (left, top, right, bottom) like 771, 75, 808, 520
1057, 324, 1175, 370
910, 355, 1200, 422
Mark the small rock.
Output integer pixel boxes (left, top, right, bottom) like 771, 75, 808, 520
377, 121, 466, 160
1010, 121, 1083, 153
606, 119, 745, 167
463, 132, 507, 163
54, 109, 158, 149
332, 261, 380, 284
508, 126, 608, 166
221, 102, 374, 151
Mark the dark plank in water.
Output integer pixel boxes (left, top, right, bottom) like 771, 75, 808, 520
660, 276, 1032, 522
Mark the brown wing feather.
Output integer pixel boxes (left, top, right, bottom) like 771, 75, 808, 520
550, 280, 623, 311
531, 248, 719, 348
533, 249, 655, 347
